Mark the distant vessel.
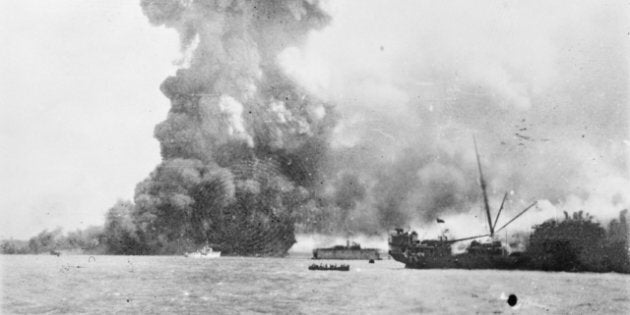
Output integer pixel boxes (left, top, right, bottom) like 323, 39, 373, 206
389, 137, 536, 270
184, 245, 221, 258
308, 263, 350, 271
312, 241, 381, 260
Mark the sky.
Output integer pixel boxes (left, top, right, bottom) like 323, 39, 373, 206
1, 0, 629, 239
0, 0, 179, 239
281, 0, 630, 236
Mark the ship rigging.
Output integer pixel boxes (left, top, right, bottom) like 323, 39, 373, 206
388, 137, 538, 269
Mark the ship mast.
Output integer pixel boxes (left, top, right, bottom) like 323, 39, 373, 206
474, 136, 495, 238
439, 137, 536, 245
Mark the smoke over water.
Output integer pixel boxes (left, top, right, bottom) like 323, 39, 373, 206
134, 0, 629, 254
135, 0, 334, 255
279, 0, 630, 239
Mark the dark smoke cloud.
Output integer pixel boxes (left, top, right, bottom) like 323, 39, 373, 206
129, 0, 628, 248
130, 0, 335, 255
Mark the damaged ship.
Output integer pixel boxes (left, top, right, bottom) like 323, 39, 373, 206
389, 138, 537, 269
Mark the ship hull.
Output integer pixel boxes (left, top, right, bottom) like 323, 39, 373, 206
390, 249, 529, 270
184, 252, 221, 258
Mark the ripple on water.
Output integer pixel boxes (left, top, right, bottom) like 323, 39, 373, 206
2, 255, 629, 314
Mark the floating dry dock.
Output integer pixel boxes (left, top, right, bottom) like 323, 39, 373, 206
312, 241, 381, 260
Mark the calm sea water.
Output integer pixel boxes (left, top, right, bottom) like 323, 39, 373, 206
2, 254, 629, 314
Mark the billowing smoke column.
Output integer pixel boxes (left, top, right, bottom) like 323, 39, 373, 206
134, 0, 334, 255
130, 1, 629, 253
281, 1, 630, 239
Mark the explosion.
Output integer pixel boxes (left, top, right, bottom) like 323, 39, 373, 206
131, 0, 334, 255
115, 1, 628, 256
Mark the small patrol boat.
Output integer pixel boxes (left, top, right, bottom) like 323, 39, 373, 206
184, 245, 221, 258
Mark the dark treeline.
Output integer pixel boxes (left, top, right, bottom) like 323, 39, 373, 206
1, 197, 295, 256
1, 201, 150, 255
525, 209, 629, 273
3, 207, 629, 275
1, 226, 105, 255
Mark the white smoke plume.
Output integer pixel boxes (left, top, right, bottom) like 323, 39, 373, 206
282, 0, 630, 238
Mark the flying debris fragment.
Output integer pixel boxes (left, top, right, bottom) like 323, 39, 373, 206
515, 133, 531, 141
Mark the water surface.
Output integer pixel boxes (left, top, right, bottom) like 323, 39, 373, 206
2, 255, 628, 314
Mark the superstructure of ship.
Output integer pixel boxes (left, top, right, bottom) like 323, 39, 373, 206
388, 137, 537, 269
312, 240, 381, 260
